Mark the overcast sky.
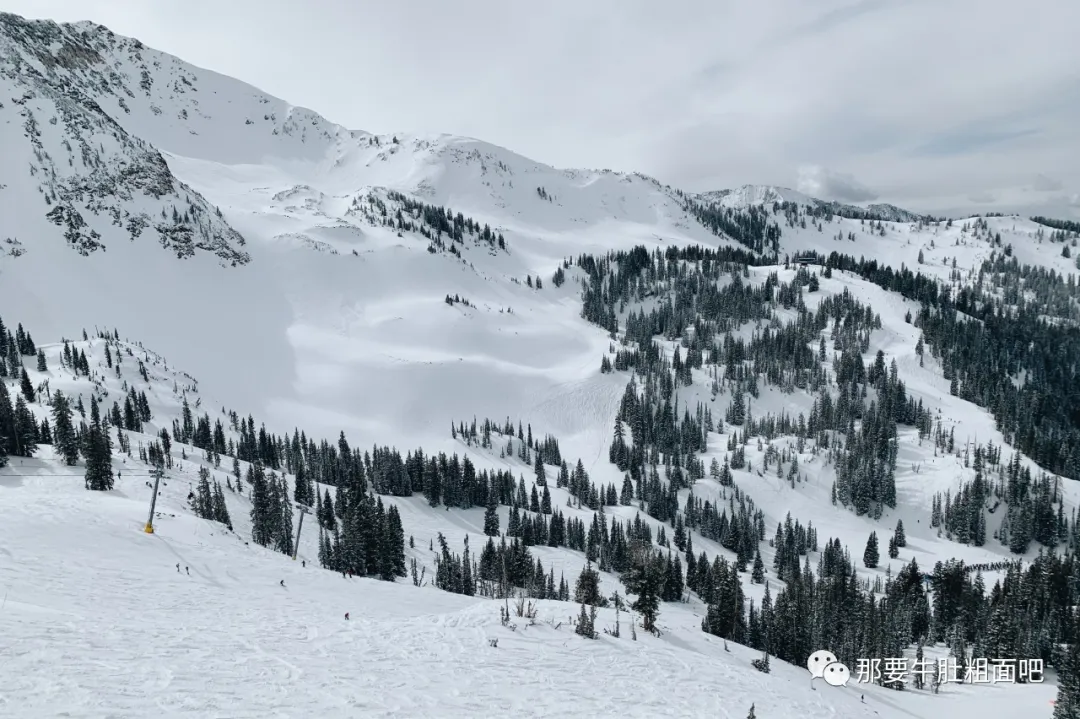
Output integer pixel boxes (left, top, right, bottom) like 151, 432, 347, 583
5, 0, 1080, 216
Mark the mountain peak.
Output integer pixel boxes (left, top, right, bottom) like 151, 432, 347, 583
696, 183, 929, 223
696, 184, 816, 208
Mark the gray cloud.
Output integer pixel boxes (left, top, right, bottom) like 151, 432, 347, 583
797, 166, 878, 202
1033, 174, 1064, 192
967, 192, 997, 205
5, 0, 1080, 215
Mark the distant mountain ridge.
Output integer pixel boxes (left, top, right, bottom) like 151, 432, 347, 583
696, 184, 933, 223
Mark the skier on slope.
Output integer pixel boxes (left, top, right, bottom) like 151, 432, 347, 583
345, 613, 349, 620
280, 580, 285, 588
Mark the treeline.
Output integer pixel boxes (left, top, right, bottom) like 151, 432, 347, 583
684, 201, 781, 257
815, 250, 1080, 481
1031, 216, 1080, 235
451, 415, 563, 466
569, 240, 1080, 677
709, 548, 1065, 691
347, 189, 507, 255
930, 443, 1069, 554
583, 245, 932, 520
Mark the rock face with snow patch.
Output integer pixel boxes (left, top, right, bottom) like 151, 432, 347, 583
0, 14, 249, 265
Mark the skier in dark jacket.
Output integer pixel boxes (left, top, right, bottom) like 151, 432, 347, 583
280, 580, 285, 587
345, 612, 349, 620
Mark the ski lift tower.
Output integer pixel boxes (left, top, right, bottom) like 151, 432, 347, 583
292, 503, 312, 560
144, 459, 166, 534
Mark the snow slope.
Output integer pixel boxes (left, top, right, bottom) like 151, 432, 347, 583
0, 12, 732, 454
1, 455, 1053, 718
0, 332, 1059, 718
0, 11, 1075, 719
0, 264, 1066, 718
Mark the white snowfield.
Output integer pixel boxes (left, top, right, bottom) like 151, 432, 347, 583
0, 11, 1073, 719
0, 447, 1057, 719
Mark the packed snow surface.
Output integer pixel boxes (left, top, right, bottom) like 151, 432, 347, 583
0, 452, 1057, 718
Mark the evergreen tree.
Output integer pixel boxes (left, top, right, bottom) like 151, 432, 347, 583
483, 495, 500, 536
83, 401, 113, 491
913, 643, 926, 690
19, 368, 35, 403
51, 391, 78, 465
1056, 635, 1080, 718
751, 550, 765, 583
191, 465, 214, 518
574, 563, 606, 606
863, 531, 879, 568
0, 381, 13, 461
624, 552, 662, 632
212, 479, 233, 530
12, 395, 37, 457
249, 465, 274, 547
575, 602, 596, 639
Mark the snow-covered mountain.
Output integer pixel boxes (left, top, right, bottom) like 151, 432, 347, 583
0, 14, 251, 264
699, 184, 930, 224
698, 184, 815, 209
1, 12, 1078, 719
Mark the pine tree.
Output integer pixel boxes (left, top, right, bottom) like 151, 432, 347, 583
0, 381, 13, 461
19, 367, 34, 404
863, 531, 879, 568
575, 602, 595, 639
913, 643, 926, 690
574, 563, 605, 606
894, 519, 906, 547
625, 553, 662, 632
1056, 640, 1080, 718
191, 465, 213, 518
483, 495, 500, 536
51, 391, 78, 465
747, 704, 756, 719
249, 465, 273, 547
12, 395, 37, 457
212, 479, 233, 530
83, 401, 113, 491
386, 505, 406, 577
751, 550, 765, 583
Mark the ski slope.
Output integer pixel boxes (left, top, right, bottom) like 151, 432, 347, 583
0, 11, 1076, 719
0, 447, 1057, 719
0, 264, 1067, 718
